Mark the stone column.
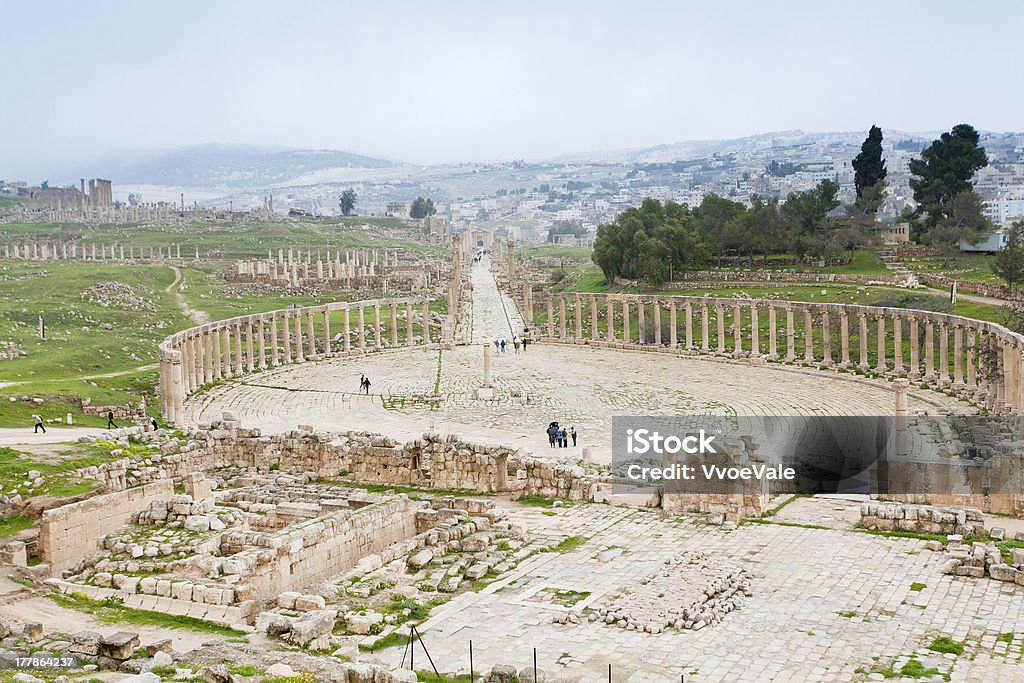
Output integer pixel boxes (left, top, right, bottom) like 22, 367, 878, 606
282, 312, 292, 363
575, 293, 583, 341
546, 299, 555, 337
701, 303, 710, 352
858, 313, 869, 372
234, 323, 244, 375
323, 311, 332, 356
750, 303, 760, 358
893, 316, 904, 376
715, 303, 726, 353
923, 319, 935, 382
390, 303, 399, 347
638, 301, 646, 345
909, 316, 920, 380
306, 312, 316, 360
258, 318, 267, 369
785, 305, 795, 362
406, 303, 414, 347
820, 309, 831, 366
213, 328, 224, 379
482, 344, 492, 387
171, 350, 184, 426
294, 311, 304, 363
894, 378, 910, 457
768, 304, 778, 361
803, 309, 814, 364
654, 300, 662, 346
590, 296, 599, 341
875, 314, 886, 373
669, 302, 678, 348
559, 297, 567, 339
685, 302, 693, 350
622, 300, 631, 344
938, 322, 950, 386
246, 321, 255, 372
270, 316, 279, 366
203, 332, 214, 384
732, 303, 742, 356
358, 306, 366, 350
966, 328, 976, 389
606, 298, 615, 342
952, 324, 963, 388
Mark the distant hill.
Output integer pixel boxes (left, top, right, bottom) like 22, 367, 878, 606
105, 144, 398, 188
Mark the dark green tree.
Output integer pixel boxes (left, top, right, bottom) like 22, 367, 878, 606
852, 125, 887, 207
926, 190, 992, 260
993, 220, 1024, 292
781, 180, 841, 259
409, 196, 436, 219
338, 189, 357, 216
909, 124, 988, 231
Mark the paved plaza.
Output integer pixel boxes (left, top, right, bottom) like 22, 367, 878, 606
185, 260, 968, 463
370, 500, 1024, 682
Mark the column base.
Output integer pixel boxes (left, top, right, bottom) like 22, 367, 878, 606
819, 360, 834, 369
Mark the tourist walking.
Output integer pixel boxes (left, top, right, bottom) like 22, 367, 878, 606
107, 410, 116, 429
571, 427, 577, 446
151, 416, 159, 431
558, 426, 567, 448
494, 339, 500, 350
521, 336, 528, 353
32, 413, 45, 434
361, 376, 372, 394
500, 339, 506, 353
547, 422, 558, 448
513, 339, 520, 353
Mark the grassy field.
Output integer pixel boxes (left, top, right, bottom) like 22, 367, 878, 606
0, 216, 448, 427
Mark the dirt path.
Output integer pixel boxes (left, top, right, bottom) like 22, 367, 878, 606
168, 265, 211, 325
0, 426, 107, 446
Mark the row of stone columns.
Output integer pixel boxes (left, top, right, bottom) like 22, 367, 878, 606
159, 299, 434, 424
532, 293, 1024, 415
270, 247, 398, 268
2, 242, 192, 261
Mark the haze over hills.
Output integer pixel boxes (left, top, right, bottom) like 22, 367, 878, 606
97, 144, 399, 189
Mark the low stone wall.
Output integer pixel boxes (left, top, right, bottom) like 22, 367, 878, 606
859, 501, 985, 537
39, 479, 174, 574
221, 496, 422, 599
918, 274, 1023, 302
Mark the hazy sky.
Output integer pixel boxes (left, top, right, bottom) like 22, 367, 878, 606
3, 0, 1022, 179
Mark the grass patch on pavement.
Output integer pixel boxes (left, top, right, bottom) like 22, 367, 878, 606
49, 591, 245, 636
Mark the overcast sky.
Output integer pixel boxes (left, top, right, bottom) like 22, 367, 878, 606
2, 0, 1022, 180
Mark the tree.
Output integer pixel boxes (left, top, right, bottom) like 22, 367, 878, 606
409, 196, 436, 219
852, 125, 887, 207
993, 221, 1024, 292
781, 180, 841, 260
338, 189, 357, 216
926, 190, 991, 260
909, 124, 988, 231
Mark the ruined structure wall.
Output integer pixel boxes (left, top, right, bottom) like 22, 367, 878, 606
39, 479, 174, 573
234, 497, 421, 598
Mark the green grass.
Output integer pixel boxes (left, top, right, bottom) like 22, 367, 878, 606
516, 495, 561, 508
0, 445, 132, 500
358, 630, 417, 652
837, 611, 857, 618
899, 658, 941, 679
229, 665, 266, 677
342, 482, 493, 498
0, 513, 35, 538
49, 591, 246, 636
997, 632, 1014, 644
928, 636, 965, 656
760, 493, 809, 518
910, 582, 927, 592
415, 673, 476, 683
552, 535, 585, 553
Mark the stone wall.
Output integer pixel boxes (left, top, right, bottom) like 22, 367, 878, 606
859, 501, 985, 537
39, 479, 174, 574
221, 496, 422, 599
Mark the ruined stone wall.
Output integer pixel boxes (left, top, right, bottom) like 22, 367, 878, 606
223, 497, 422, 599
859, 501, 986, 536
39, 479, 174, 573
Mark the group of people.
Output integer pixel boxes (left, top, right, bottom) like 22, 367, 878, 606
546, 421, 577, 448
493, 327, 532, 354
31, 409, 158, 434
359, 375, 372, 394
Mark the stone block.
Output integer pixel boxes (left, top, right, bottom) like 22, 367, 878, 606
101, 632, 140, 660
989, 564, 1019, 582
294, 594, 326, 612
277, 591, 301, 610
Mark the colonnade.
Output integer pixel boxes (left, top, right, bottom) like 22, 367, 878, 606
158, 297, 434, 425
2, 242, 192, 261
532, 292, 1024, 415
